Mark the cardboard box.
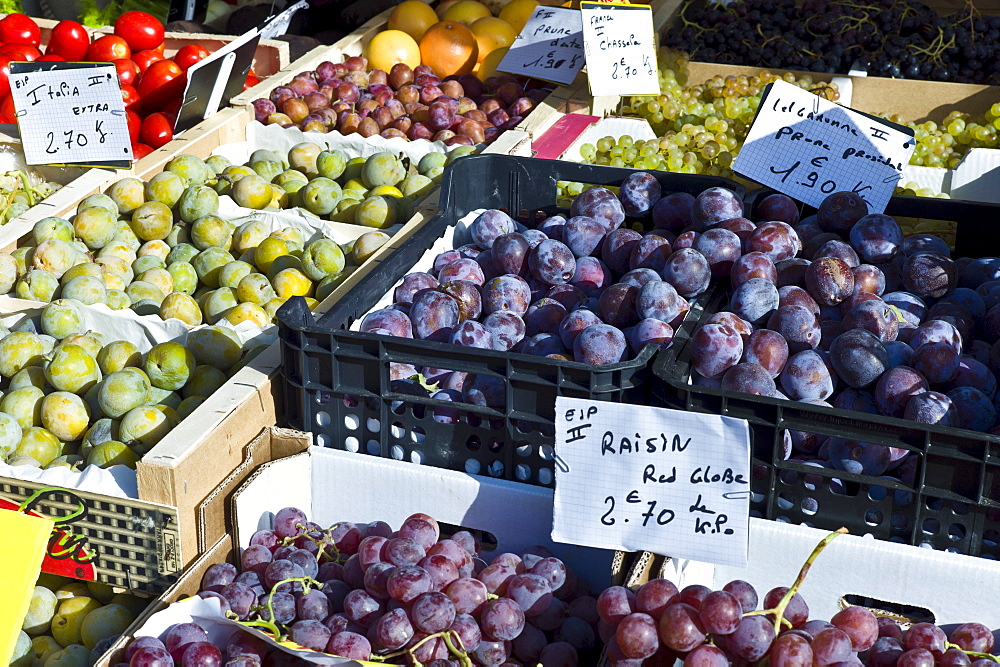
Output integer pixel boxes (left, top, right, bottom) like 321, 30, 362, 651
620, 518, 1000, 628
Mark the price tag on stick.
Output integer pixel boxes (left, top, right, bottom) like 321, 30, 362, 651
552, 397, 751, 567
734, 79, 916, 213
261, 0, 309, 40
497, 6, 585, 86
10, 62, 133, 169
579, 1, 659, 97
174, 28, 262, 134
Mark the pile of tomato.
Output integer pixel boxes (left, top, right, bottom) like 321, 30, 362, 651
0, 11, 260, 159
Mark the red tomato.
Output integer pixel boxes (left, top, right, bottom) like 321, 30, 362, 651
114, 58, 139, 86
47, 20, 90, 60
86, 35, 130, 62
114, 11, 165, 53
131, 142, 154, 159
136, 59, 185, 112
0, 55, 15, 99
0, 14, 40, 48
125, 108, 141, 143
243, 73, 261, 91
132, 49, 164, 73
37, 54, 66, 62
120, 84, 142, 113
140, 112, 173, 149
0, 44, 41, 61
173, 44, 209, 72
0, 94, 14, 124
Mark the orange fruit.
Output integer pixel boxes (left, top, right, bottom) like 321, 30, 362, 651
364, 30, 422, 72
498, 0, 539, 33
443, 0, 492, 26
419, 21, 480, 77
388, 0, 440, 41
476, 45, 509, 81
470, 16, 517, 63
436, 0, 463, 18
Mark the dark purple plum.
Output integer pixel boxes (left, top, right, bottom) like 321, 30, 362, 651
690, 323, 744, 379
874, 366, 928, 417
438, 258, 485, 286
456, 244, 484, 260
776, 258, 811, 287
573, 323, 627, 365
438, 280, 483, 321
475, 248, 501, 281
910, 319, 962, 353
693, 228, 742, 277
829, 328, 889, 388
628, 319, 674, 353
491, 233, 532, 276
637, 280, 680, 323
571, 256, 611, 295
559, 309, 603, 348
713, 217, 756, 248
901, 252, 956, 298
813, 239, 860, 268
674, 230, 699, 249
834, 387, 879, 414
794, 215, 823, 243
816, 191, 868, 234
945, 356, 997, 398
721, 362, 776, 397
571, 187, 625, 232
601, 229, 642, 275
778, 285, 820, 315
598, 283, 640, 328
538, 215, 567, 242
651, 192, 695, 232
360, 309, 413, 338
947, 387, 996, 431
482, 310, 526, 351
904, 391, 954, 426
883, 292, 926, 327
620, 268, 661, 289
911, 342, 960, 384
529, 240, 577, 285
463, 374, 506, 409
629, 235, 672, 273
805, 257, 855, 306
729, 278, 779, 325
884, 340, 914, 368
742, 329, 789, 378
850, 214, 904, 264
780, 350, 834, 400
619, 172, 661, 216
691, 187, 743, 231
253, 98, 277, 123
766, 305, 821, 353
519, 333, 566, 357
524, 298, 568, 336
756, 193, 799, 225
470, 210, 516, 249
546, 284, 587, 311
450, 320, 495, 350
482, 275, 531, 315
827, 438, 890, 475
853, 264, 886, 295
746, 221, 801, 263
706, 312, 752, 340
842, 300, 898, 341
731, 252, 777, 288
395, 273, 439, 305
562, 216, 606, 258
902, 234, 951, 257
661, 248, 711, 298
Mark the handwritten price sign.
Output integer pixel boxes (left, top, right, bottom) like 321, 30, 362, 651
579, 1, 658, 96
10, 62, 132, 168
734, 79, 916, 213
497, 6, 585, 86
552, 397, 751, 567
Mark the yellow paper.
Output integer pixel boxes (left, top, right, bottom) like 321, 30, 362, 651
0, 510, 52, 665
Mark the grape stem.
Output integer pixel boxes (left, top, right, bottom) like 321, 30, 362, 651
370, 629, 472, 666
946, 642, 1000, 662
751, 527, 848, 633
240, 576, 323, 641
283, 522, 343, 564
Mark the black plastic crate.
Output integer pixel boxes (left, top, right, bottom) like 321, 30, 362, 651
276, 154, 745, 487
652, 190, 1000, 557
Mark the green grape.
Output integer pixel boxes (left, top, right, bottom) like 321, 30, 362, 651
617, 135, 634, 148
579, 143, 597, 161
596, 137, 613, 152
623, 147, 638, 163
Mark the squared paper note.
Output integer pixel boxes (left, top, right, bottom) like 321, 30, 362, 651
552, 397, 751, 567
734, 79, 916, 213
498, 6, 585, 86
579, 2, 659, 97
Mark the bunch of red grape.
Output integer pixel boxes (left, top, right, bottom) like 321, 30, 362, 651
121, 508, 603, 665
600, 577, 997, 666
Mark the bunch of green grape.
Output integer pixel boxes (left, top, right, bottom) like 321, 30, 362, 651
881, 103, 1000, 170
0, 170, 61, 224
